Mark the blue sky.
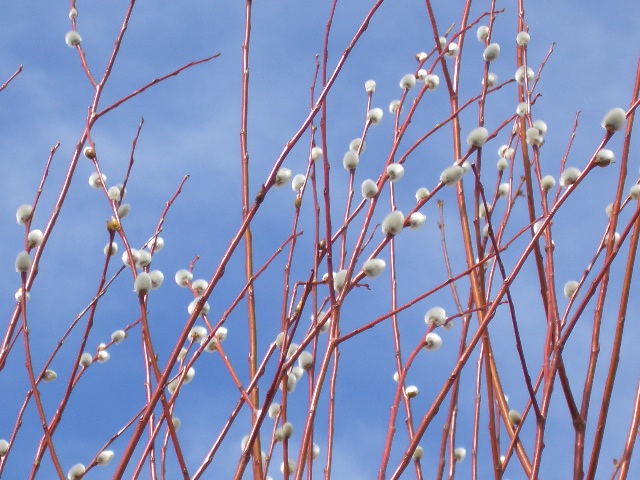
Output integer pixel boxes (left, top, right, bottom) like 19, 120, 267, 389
0, 1, 639, 478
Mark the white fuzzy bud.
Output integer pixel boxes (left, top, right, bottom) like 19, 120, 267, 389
389, 100, 401, 114
183, 367, 196, 384
605, 203, 614, 218
467, 127, 489, 148
16, 204, 33, 225
367, 107, 384, 125
362, 258, 386, 278
425, 307, 447, 327
104, 242, 118, 257
445, 42, 460, 58
478, 203, 492, 219
497, 158, 508, 172
483, 43, 500, 62
423, 74, 439, 91
172, 417, 181, 431
601, 107, 626, 132
409, 212, 427, 230
134, 273, 152, 295
424, 332, 443, 351
417, 69, 428, 81
192, 279, 208, 295
268, 403, 281, 418
150, 236, 164, 252
65, 31, 82, 48
111, 330, 126, 344
313, 443, 321, 460
97, 350, 110, 363
67, 463, 85, 480
27, 229, 43, 248
412, 446, 424, 460
343, 150, 359, 170
476, 26, 489, 42
498, 183, 510, 198
80, 352, 93, 367
118, 203, 131, 218
15, 287, 30, 302
526, 127, 543, 146
89, 172, 106, 189
298, 351, 314, 370
188, 297, 210, 316
416, 52, 428, 61
532, 120, 548, 137
349, 138, 366, 153
311, 146, 323, 161
43, 370, 57, 382
560, 167, 581, 187
149, 270, 164, 290
516, 31, 531, 46
274, 167, 292, 187
381, 211, 405, 236
122, 249, 139, 266
440, 165, 464, 186
364, 79, 376, 93
107, 186, 121, 201
190, 325, 208, 343
333, 270, 348, 292
564, 280, 579, 299
415, 187, 429, 201
280, 459, 297, 475
15, 251, 31, 273
515, 66, 535, 86
69, 8, 78, 20
405, 385, 419, 398
97, 450, 115, 466
541, 175, 556, 191
0, 439, 8, 456
175, 269, 193, 287
292, 174, 305, 193
595, 149, 615, 167
282, 422, 294, 439
629, 184, 640, 200
508, 409, 522, 425
386, 163, 404, 182
454, 447, 467, 462
483, 72, 498, 88
516, 102, 528, 117
400, 73, 416, 90
135, 250, 152, 268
